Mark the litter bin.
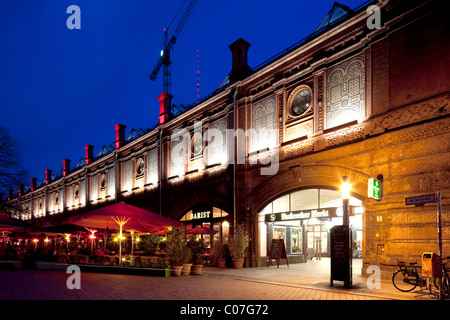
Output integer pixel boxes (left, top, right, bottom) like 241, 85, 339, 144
422, 252, 442, 278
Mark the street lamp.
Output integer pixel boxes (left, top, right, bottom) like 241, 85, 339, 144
341, 175, 352, 287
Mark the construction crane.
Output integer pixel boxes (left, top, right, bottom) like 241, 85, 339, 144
149, 0, 198, 95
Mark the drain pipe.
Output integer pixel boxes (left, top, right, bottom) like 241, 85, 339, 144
114, 151, 118, 204
159, 127, 163, 215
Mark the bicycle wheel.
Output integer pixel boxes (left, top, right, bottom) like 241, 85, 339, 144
392, 269, 418, 292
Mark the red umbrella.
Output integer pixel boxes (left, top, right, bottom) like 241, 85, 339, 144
186, 227, 216, 235
67, 202, 180, 264
0, 212, 35, 232
67, 202, 180, 232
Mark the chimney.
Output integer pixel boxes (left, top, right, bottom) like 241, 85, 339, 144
63, 159, 71, 177
158, 92, 173, 125
85, 145, 94, 165
114, 124, 126, 149
18, 184, 24, 197
31, 178, 37, 191
8, 189, 13, 201
45, 169, 52, 185
228, 38, 252, 82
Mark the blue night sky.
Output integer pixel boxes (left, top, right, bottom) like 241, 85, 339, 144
0, 0, 366, 186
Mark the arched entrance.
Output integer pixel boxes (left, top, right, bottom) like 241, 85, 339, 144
247, 164, 369, 267
257, 188, 363, 265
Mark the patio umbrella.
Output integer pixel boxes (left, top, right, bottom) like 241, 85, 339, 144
0, 212, 35, 232
40, 223, 88, 235
67, 202, 181, 264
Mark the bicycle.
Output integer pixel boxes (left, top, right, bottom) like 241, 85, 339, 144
392, 261, 422, 292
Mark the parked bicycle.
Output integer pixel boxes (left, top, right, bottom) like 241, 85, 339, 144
392, 258, 449, 299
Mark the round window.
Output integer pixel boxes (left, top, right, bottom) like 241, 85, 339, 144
291, 89, 311, 116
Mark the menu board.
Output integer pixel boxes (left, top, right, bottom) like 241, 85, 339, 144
267, 239, 289, 268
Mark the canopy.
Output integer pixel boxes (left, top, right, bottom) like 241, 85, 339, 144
0, 212, 35, 232
67, 202, 180, 265
67, 202, 180, 233
39, 223, 88, 235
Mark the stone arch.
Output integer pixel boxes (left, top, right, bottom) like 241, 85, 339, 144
248, 164, 369, 213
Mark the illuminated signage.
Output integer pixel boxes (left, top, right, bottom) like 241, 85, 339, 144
265, 208, 336, 222
191, 211, 211, 220
368, 178, 381, 200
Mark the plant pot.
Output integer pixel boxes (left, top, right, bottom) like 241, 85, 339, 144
181, 263, 192, 275
216, 258, 227, 268
170, 265, 182, 277
191, 264, 203, 275
232, 258, 244, 269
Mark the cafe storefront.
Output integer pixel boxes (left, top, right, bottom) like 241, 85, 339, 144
258, 188, 363, 264
179, 204, 230, 248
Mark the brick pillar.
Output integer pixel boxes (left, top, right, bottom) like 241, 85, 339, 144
85, 145, 94, 165
114, 124, 126, 149
158, 92, 173, 125
31, 178, 37, 191
63, 159, 71, 177
45, 169, 52, 185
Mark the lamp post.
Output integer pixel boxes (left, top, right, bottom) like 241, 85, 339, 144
341, 175, 352, 287
341, 176, 351, 228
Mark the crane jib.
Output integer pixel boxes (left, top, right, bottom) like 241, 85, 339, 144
148, 0, 198, 87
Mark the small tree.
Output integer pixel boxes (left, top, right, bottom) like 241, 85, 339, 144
188, 238, 206, 265
140, 234, 162, 256
165, 227, 191, 266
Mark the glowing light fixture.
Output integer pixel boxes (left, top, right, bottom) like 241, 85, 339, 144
112, 216, 130, 266
341, 177, 351, 200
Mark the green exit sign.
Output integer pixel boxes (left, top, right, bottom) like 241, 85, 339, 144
368, 178, 381, 200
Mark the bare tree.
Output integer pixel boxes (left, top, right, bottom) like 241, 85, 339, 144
0, 125, 28, 208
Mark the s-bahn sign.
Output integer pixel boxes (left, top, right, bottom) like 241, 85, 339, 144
265, 208, 337, 222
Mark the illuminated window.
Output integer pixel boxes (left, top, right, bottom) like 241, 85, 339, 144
290, 88, 312, 117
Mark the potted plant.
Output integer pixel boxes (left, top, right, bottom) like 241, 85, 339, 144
181, 248, 193, 276
228, 224, 249, 269
188, 238, 206, 275
166, 228, 188, 276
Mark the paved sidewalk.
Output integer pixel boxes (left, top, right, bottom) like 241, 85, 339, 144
203, 258, 436, 300
0, 258, 439, 301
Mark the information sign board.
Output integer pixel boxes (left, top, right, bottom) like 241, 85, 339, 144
267, 239, 289, 268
